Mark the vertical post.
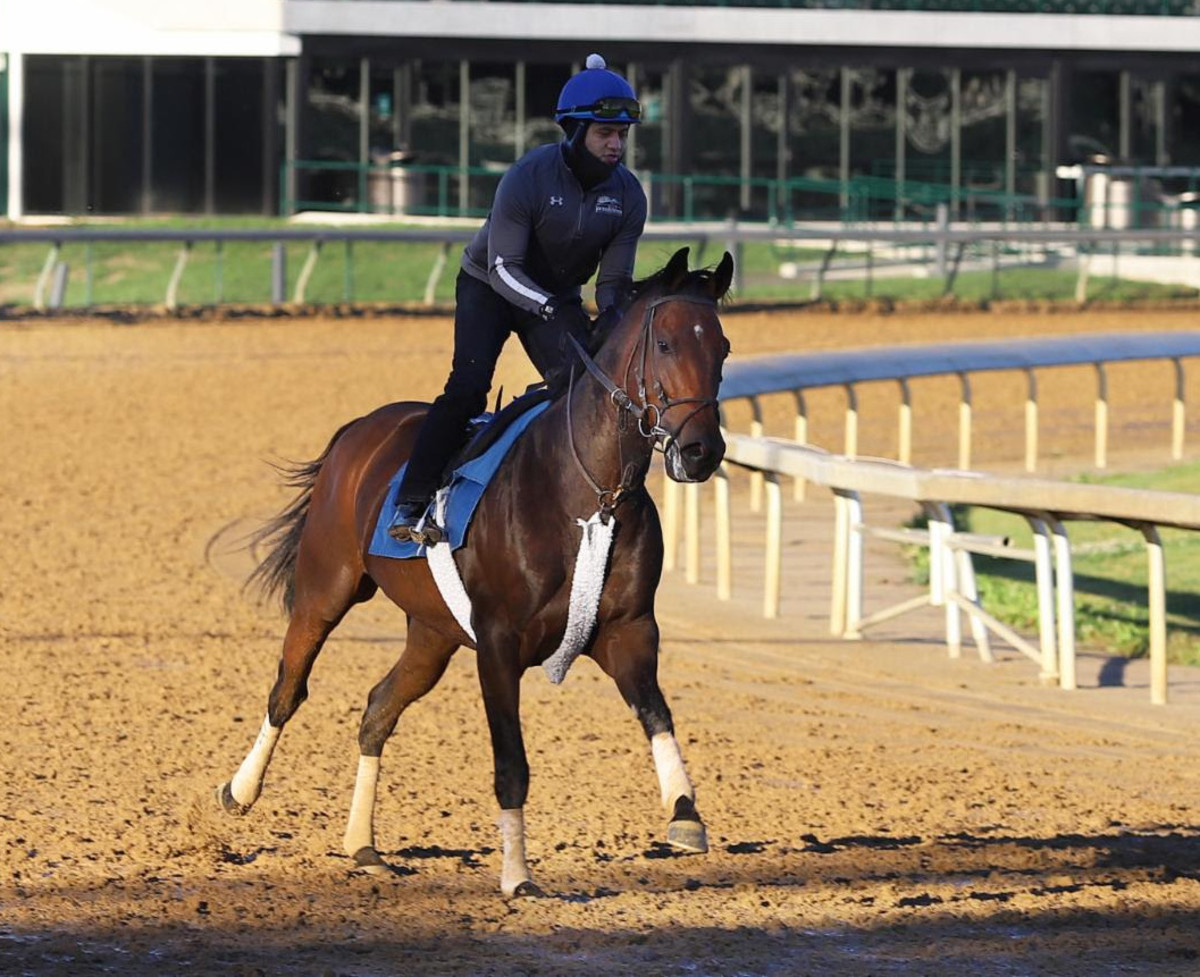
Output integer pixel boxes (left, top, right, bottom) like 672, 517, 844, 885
1118, 70, 1131, 162
935, 202, 949, 278
1094, 362, 1109, 469
793, 389, 809, 501
205, 57, 216, 215
843, 383, 859, 458
1141, 523, 1168, 705
950, 67, 961, 221
1049, 518, 1076, 692
895, 68, 908, 224
1024, 368, 1038, 473
5, 52, 24, 221
1005, 69, 1016, 224
271, 242, 287, 304
843, 492, 863, 638
459, 60, 470, 216
777, 71, 789, 221
662, 472, 680, 572
763, 473, 782, 619
714, 466, 732, 601
897, 378, 913, 465
685, 482, 701, 585
739, 64, 751, 213
957, 373, 972, 471
749, 396, 764, 512
284, 59, 299, 216
830, 492, 849, 635
142, 56, 153, 215
515, 61, 526, 160
1172, 358, 1186, 461
839, 67, 851, 213
1028, 516, 1060, 685
359, 56, 370, 213
1154, 79, 1167, 168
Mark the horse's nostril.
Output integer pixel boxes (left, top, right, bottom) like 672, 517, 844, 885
682, 442, 707, 462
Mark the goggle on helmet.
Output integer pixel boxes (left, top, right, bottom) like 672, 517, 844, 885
555, 54, 642, 126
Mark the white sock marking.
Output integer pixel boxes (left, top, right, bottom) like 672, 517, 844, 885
343, 755, 382, 856
498, 808, 532, 896
229, 715, 281, 808
651, 732, 694, 811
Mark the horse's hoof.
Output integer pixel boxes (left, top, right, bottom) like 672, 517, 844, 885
667, 819, 709, 854
216, 782, 251, 817
508, 879, 546, 899
350, 846, 396, 877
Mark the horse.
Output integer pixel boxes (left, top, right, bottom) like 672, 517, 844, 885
218, 247, 734, 897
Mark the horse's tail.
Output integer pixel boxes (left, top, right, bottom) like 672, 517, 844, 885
245, 419, 357, 614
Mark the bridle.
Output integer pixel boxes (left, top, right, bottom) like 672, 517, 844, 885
565, 292, 721, 516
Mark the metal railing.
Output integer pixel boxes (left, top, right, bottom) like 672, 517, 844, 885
657, 330, 1200, 704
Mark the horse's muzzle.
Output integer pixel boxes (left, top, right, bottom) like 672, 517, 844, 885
664, 433, 726, 483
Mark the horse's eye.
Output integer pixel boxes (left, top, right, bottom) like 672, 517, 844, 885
657, 339, 671, 353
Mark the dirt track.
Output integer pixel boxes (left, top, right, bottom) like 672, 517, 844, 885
5, 306, 1200, 976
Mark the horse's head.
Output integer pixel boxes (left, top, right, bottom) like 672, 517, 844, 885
602, 247, 733, 483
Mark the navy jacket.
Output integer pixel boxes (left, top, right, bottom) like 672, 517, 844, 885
461, 142, 648, 315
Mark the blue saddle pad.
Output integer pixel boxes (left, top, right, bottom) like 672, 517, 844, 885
368, 401, 551, 560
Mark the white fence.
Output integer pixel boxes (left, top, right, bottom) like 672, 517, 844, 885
662, 330, 1200, 705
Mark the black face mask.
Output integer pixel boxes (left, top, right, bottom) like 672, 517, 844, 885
560, 119, 617, 191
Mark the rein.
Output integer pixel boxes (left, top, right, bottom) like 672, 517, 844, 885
565, 292, 720, 516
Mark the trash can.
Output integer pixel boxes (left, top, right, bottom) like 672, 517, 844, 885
368, 151, 418, 215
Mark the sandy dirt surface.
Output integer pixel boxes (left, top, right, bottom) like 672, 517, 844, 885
5, 305, 1200, 976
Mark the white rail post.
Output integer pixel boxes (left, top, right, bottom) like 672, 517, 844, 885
1049, 517, 1076, 691
897, 377, 913, 466
844, 383, 859, 458
685, 482, 701, 585
954, 545, 994, 663
749, 396, 764, 512
1028, 516, 1060, 685
1094, 362, 1109, 470
843, 491, 864, 639
662, 471, 681, 572
715, 465, 732, 601
830, 491, 850, 636
928, 503, 962, 659
957, 373, 972, 471
763, 472, 783, 619
793, 390, 809, 501
1140, 523, 1168, 705
1024, 368, 1039, 473
1172, 358, 1186, 462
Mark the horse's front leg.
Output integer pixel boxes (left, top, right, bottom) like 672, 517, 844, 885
592, 618, 709, 854
477, 643, 542, 898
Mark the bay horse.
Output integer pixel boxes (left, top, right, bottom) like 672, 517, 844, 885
218, 247, 734, 897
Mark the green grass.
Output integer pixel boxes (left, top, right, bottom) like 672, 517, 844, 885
922, 462, 1200, 665
3, 219, 1196, 310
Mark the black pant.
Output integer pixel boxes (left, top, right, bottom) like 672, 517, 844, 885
397, 270, 584, 504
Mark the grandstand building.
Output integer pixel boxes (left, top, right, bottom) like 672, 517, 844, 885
4, 0, 1200, 223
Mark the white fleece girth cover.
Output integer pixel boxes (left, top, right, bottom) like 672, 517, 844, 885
426, 504, 614, 683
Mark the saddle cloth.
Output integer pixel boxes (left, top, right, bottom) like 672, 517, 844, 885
368, 401, 551, 561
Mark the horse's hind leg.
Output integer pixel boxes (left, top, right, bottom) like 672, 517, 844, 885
343, 618, 458, 875
592, 620, 709, 854
219, 588, 364, 815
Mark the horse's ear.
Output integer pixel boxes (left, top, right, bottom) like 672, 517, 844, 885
709, 251, 734, 300
664, 247, 691, 290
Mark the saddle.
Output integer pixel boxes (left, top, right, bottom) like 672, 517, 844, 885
443, 384, 556, 482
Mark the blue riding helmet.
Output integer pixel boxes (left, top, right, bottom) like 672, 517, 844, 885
555, 54, 642, 127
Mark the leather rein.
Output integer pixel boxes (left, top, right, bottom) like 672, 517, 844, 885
564, 293, 720, 517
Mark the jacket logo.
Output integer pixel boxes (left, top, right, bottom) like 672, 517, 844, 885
595, 194, 622, 215
550, 195, 564, 206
